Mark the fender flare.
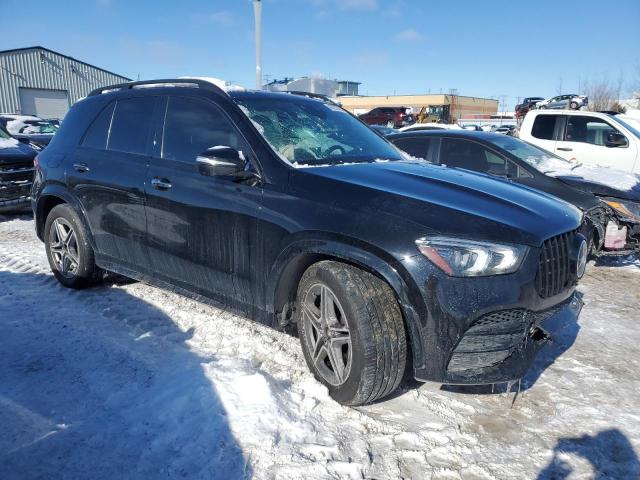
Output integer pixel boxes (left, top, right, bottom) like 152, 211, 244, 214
266, 236, 426, 370
35, 183, 96, 249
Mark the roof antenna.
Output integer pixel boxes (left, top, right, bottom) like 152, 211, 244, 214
253, 0, 263, 90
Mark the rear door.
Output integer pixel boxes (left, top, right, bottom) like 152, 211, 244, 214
144, 94, 263, 307
554, 114, 637, 170
69, 96, 158, 269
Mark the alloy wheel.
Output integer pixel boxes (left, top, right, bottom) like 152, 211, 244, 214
302, 283, 352, 386
49, 218, 80, 278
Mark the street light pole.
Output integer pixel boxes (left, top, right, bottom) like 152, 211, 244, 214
253, 0, 262, 90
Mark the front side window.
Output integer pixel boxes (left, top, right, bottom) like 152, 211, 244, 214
234, 95, 403, 167
392, 137, 431, 160
108, 97, 156, 155
531, 115, 557, 140
439, 138, 517, 177
82, 102, 115, 150
162, 96, 247, 162
565, 116, 623, 146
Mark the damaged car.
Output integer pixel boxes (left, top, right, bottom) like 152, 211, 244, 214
0, 124, 36, 210
33, 79, 587, 405
387, 130, 640, 257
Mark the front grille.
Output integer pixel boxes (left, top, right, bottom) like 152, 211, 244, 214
535, 231, 575, 298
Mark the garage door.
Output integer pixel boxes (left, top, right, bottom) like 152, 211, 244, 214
19, 88, 70, 119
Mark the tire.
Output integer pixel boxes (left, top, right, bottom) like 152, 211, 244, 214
296, 260, 407, 405
44, 203, 101, 288
570, 101, 578, 110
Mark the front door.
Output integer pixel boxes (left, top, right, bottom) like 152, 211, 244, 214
68, 96, 158, 269
554, 115, 638, 171
144, 95, 263, 309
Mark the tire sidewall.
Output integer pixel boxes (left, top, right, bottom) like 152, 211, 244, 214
297, 264, 369, 405
44, 204, 95, 288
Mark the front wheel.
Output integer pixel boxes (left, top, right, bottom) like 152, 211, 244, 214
570, 101, 579, 110
296, 261, 407, 405
44, 204, 101, 288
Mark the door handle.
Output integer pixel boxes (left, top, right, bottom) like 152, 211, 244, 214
151, 177, 172, 190
73, 162, 90, 173
557, 147, 573, 152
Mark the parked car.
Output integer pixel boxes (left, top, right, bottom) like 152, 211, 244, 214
494, 125, 517, 135
535, 94, 588, 110
515, 97, 545, 118
33, 79, 586, 406
387, 130, 639, 254
358, 106, 415, 128
0, 114, 58, 148
369, 124, 398, 136
519, 110, 640, 173
0, 124, 36, 210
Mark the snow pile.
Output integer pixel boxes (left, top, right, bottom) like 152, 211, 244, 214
0, 137, 19, 148
1, 216, 639, 479
4, 115, 40, 135
535, 156, 640, 191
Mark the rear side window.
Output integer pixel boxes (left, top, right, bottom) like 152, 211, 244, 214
162, 96, 247, 162
108, 97, 156, 155
392, 137, 431, 160
82, 102, 115, 149
531, 115, 557, 140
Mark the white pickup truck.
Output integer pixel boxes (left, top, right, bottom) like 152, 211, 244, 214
519, 110, 640, 174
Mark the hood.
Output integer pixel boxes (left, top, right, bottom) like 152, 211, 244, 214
518, 173, 601, 211
300, 160, 582, 247
556, 175, 640, 203
0, 138, 37, 163
13, 133, 52, 148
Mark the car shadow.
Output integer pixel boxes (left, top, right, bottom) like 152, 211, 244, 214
0, 270, 250, 480
0, 210, 32, 223
594, 254, 640, 270
537, 428, 640, 479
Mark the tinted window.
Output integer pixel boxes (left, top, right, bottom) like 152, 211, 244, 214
82, 102, 115, 149
440, 138, 517, 177
108, 97, 156, 155
565, 116, 622, 146
531, 115, 556, 140
162, 96, 247, 162
392, 137, 431, 160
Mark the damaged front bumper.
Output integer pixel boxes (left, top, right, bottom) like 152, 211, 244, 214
440, 294, 583, 385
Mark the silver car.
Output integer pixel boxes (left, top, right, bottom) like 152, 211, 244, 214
536, 94, 588, 110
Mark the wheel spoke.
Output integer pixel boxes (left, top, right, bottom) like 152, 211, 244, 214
326, 344, 345, 384
303, 303, 323, 332
54, 220, 68, 244
312, 336, 327, 365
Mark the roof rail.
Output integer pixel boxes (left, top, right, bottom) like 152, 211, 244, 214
88, 78, 227, 97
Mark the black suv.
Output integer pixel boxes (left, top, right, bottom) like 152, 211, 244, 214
33, 79, 586, 405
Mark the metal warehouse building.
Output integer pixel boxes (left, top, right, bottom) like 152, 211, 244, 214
0, 46, 130, 119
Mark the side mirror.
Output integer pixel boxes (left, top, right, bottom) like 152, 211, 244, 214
605, 132, 628, 148
196, 146, 245, 177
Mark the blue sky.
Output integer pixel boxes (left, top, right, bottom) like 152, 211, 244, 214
2, 0, 639, 109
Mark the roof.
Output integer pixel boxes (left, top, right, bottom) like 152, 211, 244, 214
0, 46, 131, 81
387, 129, 503, 140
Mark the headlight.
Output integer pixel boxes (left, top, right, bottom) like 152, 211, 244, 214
415, 236, 529, 277
602, 198, 640, 222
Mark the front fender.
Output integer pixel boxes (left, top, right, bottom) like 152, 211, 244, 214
266, 235, 427, 371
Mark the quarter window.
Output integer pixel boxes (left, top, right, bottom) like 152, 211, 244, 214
565, 116, 622, 146
82, 102, 115, 149
531, 115, 557, 140
162, 96, 247, 162
107, 97, 156, 155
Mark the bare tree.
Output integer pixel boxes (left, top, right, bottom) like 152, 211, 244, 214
584, 75, 625, 112
556, 75, 564, 95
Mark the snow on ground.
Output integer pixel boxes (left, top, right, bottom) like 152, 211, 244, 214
1, 214, 639, 480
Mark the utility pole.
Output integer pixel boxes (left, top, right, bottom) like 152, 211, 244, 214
253, 0, 263, 89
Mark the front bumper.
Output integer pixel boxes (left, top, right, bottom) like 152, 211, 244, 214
399, 239, 583, 385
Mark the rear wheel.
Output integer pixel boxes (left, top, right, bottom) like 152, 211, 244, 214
570, 101, 579, 110
45, 204, 101, 288
296, 261, 407, 405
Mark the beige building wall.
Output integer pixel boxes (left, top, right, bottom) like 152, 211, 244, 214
338, 94, 498, 119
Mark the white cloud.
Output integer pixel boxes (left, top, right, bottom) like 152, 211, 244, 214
393, 28, 424, 42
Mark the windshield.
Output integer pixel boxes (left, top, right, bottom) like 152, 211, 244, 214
613, 115, 640, 139
0, 126, 11, 140
485, 134, 574, 173
5, 117, 58, 136
233, 94, 403, 167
